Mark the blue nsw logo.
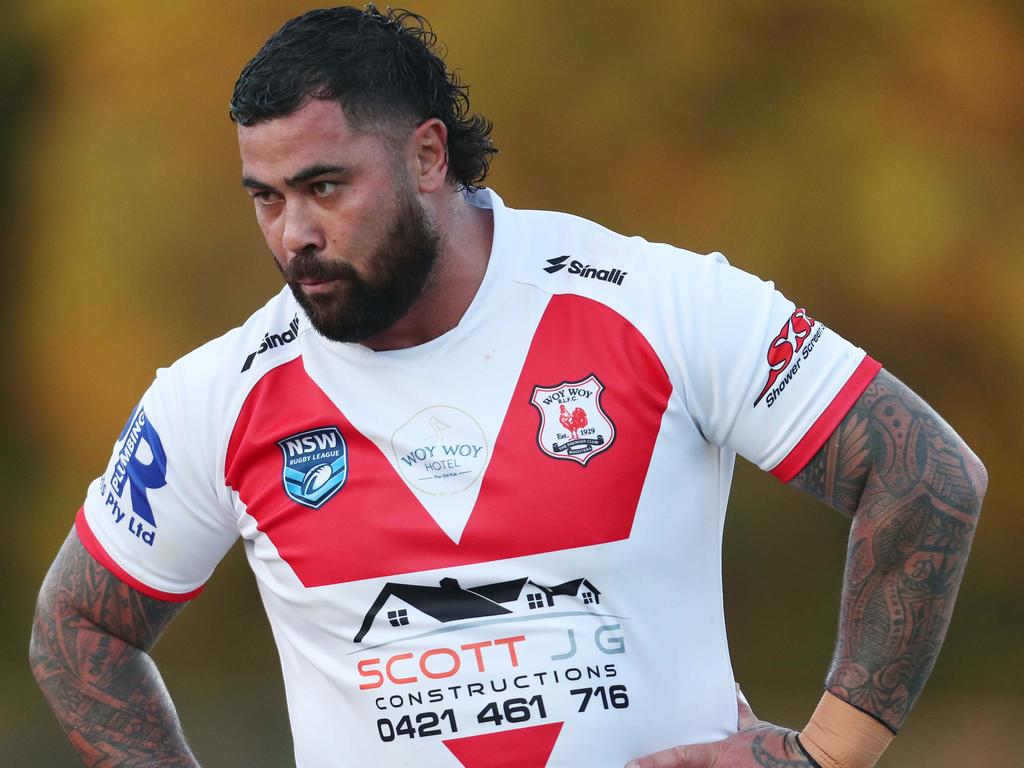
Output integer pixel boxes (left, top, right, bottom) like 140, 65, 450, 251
278, 427, 348, 509
109, 406, 167, 527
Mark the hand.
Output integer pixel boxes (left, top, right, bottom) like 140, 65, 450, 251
625, 686, 816, 768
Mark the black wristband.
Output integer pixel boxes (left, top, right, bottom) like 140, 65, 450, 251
794, 733, 824, 768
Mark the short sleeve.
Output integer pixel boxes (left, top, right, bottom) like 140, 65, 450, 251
77, 369, 239, 601
676, 255, 880, 481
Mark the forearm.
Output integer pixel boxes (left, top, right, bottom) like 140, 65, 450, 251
30, 614, 198, 767
792, 370, 987, 732
828, 461, 982, 730
29, 530, 198, 767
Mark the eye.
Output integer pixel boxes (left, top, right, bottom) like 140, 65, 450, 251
311, 180, 339, 197
251, 189, 281, 206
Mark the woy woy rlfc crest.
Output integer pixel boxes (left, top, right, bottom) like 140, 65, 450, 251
530, 374, 615, 465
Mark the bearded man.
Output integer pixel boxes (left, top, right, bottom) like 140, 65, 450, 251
30, 6, 986, 768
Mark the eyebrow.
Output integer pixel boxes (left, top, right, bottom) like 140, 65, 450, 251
241, 163, 351, 190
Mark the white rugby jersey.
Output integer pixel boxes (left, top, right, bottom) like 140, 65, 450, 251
78, 189, 880, 768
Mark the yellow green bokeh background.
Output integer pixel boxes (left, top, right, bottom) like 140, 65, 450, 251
1, 2, 1020, 765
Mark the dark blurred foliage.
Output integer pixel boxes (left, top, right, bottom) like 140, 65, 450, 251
2, 1, 1020, 765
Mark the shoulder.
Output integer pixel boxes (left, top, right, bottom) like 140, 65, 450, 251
506, 204, 745, 309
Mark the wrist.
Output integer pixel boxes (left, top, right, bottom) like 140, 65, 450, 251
798, 691, 894, 768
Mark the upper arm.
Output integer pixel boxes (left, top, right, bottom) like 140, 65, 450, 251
33, 527, 187, 655
786, 368, 987, 518
77, 372, 240, 602
648, 252, 880, 474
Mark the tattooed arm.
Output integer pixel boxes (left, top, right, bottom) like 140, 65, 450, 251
626, 368, 986, 768
789, 368, 987, 732
29, 528, 200, 767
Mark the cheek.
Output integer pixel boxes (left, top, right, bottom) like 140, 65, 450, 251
255, 209, 286, 261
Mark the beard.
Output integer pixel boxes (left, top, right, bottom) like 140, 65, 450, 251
284, 185, 441, 344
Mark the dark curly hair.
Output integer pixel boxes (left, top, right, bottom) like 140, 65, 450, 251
229, 5, 497, 189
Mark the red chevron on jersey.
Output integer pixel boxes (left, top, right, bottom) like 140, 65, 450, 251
224, 294, 672, 587
443, 722, 563, 768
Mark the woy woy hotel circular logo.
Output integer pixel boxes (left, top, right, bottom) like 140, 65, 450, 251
391, 406, 489, 496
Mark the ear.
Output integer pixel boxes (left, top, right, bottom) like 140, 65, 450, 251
409, 117, 449, 193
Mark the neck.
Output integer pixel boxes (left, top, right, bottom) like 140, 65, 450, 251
359, 187, 494, 352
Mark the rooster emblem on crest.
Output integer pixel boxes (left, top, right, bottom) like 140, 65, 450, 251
558, 404, 589, 439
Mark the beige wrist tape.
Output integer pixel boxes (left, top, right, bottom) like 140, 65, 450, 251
798, 691, 895, 768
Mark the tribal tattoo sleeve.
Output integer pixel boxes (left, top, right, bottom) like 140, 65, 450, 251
789, 368, 987, 731
29, 529, 200, 767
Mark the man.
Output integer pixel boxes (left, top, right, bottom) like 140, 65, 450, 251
29, 6, 986, 767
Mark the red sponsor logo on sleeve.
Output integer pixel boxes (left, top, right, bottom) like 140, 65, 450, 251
753, 308, 816, 407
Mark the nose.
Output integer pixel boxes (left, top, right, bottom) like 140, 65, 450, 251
280, 200, 327, 258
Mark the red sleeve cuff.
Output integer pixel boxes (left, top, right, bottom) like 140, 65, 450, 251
75, 507, 204, 602
770, 356, 882, 483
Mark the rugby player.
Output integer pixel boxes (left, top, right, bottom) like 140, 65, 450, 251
29, 6, 986, 767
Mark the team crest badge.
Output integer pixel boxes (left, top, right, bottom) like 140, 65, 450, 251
530, 374, 615, 465
278, 427, 348, 509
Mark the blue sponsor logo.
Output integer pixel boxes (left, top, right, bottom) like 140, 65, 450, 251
278, 427, 348, 509
109, 406, 167, 527
103, 405, 166, 547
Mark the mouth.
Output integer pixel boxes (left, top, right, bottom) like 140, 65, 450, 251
285, 254, 358, 297
293, 276, 343, 295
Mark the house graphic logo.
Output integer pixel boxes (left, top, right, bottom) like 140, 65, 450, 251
530, 374, 615, 465
354, 575, 602, 643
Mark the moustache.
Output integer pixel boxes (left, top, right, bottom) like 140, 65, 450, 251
285, 251, 359, 284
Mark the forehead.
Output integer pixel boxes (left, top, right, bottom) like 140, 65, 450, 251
237, 98, 387, 176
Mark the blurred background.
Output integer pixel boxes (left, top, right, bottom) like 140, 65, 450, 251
1, 0, 1020, 765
